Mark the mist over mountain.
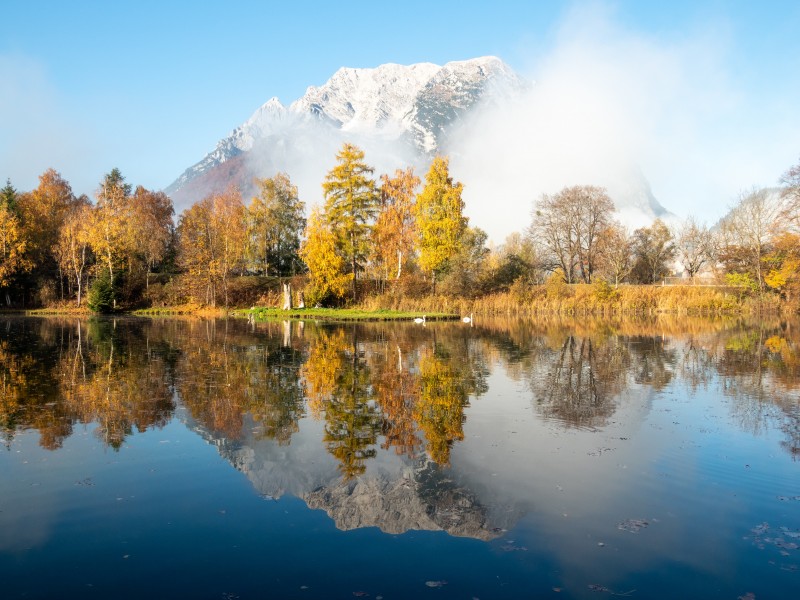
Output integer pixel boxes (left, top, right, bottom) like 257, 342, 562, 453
166, 56, 670, 241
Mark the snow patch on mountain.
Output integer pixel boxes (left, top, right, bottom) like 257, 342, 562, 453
166, 57, 523, 201
165, 55, 673, 241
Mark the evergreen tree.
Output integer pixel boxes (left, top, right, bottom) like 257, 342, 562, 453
322, 143, 379, 301
1, 179, 18, 212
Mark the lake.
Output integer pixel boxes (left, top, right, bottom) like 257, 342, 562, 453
1, 315, 799, 599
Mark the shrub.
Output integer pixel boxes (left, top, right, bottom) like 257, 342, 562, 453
88, 271, 115, 313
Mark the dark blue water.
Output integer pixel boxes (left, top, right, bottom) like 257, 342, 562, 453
1, 317, 798, 599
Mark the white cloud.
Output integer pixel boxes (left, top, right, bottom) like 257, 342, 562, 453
447, 2, 799, 242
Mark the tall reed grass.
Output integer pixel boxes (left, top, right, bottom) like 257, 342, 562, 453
360, 283, 782, 317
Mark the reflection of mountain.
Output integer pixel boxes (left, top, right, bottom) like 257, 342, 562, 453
184, 411, 506, 540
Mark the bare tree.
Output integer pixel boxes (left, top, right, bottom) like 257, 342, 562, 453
631, 219, 675, 284
531, 185, 615, 283
597, 221, 634, 285
675, 217, 714, 281
780, 157, 800, 229
719, 187, 783, 292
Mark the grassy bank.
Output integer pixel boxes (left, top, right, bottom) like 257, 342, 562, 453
21, 282, 792, 319
238, 307, 458, 322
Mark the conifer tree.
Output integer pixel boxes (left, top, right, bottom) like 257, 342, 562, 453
322, 143, 379, 300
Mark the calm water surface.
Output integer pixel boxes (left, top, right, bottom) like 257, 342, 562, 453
1, 316, 799, 599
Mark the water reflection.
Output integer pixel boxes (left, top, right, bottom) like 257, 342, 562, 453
2, 315, 799, 537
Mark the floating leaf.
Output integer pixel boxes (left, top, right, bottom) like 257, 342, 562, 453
618, 519, 649, 533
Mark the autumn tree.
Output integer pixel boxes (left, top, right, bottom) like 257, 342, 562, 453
481, 232, 540, 293
299, 206, 351, 305
247, 172, 305, 276
764, 232, 800, 301
372, 167, 420, 283
177, 188, 246, 307
0, 202, 29, 302
128, 186, 174, 290
439, 226, 489, 297
414, 156, 467, 292
18, 169, 75, 263
675, 217, 714, 281
531, 185, 614, 284
88, 168, 132, 304
631, 218, 676, 284
54, 196, 93, 306
15, 169, 78, 302
322, 143, 379, 300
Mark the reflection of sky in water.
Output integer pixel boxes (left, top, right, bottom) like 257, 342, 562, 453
1, 317, 799, 598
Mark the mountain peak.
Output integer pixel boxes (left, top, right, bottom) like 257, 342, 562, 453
166, 56, 522, 202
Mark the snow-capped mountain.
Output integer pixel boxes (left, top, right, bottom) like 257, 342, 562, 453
165, 56, 671, 241
165, 57, 524, 206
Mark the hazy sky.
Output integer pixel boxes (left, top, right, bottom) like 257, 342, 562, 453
2, 0, 799, 230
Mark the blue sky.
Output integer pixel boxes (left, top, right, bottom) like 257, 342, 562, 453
2, 0, 799, 227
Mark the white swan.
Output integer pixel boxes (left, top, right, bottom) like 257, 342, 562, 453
462, 312, 473, 323
413, 315, 426, 324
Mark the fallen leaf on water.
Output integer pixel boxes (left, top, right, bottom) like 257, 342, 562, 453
617, 519, 649, 533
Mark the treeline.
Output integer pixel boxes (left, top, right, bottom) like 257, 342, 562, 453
1, 144, 799, 311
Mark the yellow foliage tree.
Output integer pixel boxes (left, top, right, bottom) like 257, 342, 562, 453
18, 168, 75, 269
88, 169, 132, 301
0, 204, 29, 299
128, 186, 174, 289
300, 206, 351, 306
54, 198, 93, 306
177, 188, 246, 307
765, 232, 800, 302
414, 156, 466, 292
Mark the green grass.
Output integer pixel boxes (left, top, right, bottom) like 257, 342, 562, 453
235, 307, 459, 322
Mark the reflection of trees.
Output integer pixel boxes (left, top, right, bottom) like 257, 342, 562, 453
59, 319, 174, 449
5, 314, 800, 465
370, 343, 423, 459
415, 344, 471, 464
529, 335, 629, 429
713, 327, 800, 457
302, 327, 381, 478
0, 318, 175, 450
414, 335, 488, 465
303, 324, 489, 470
627, 336, 675, 390
178, 320, 305, 445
